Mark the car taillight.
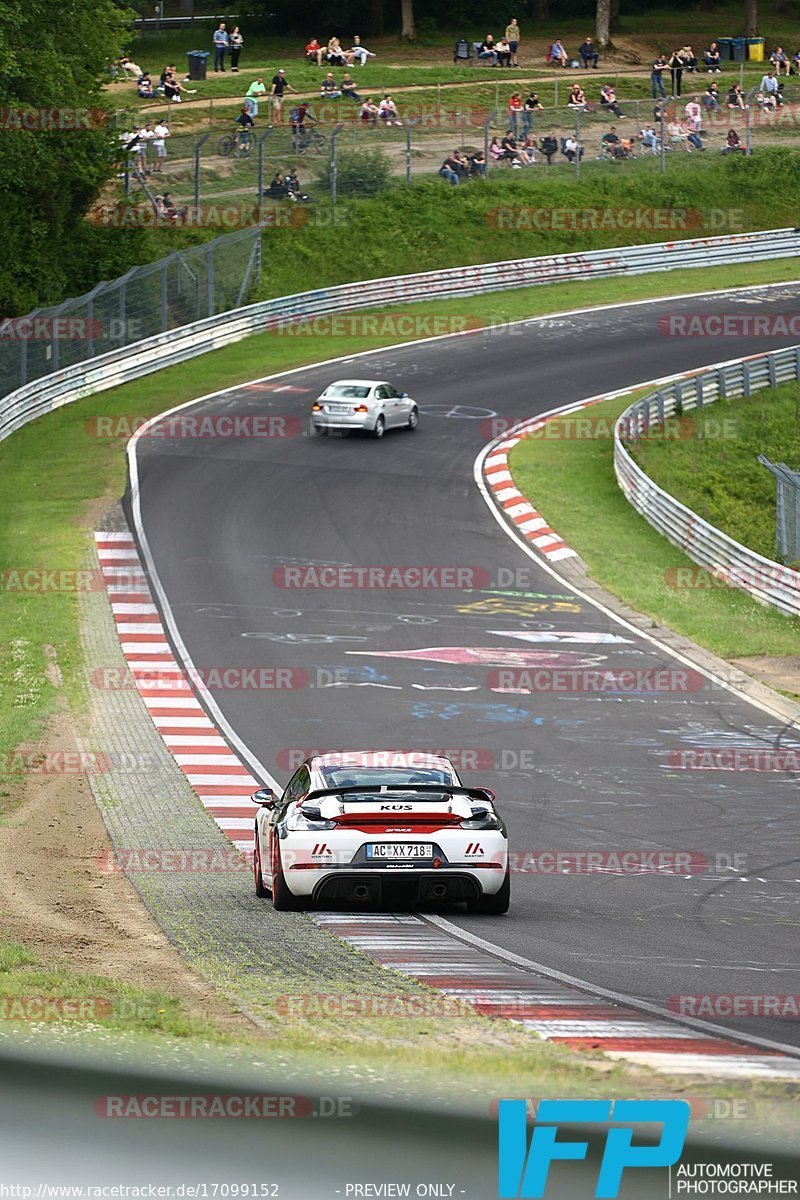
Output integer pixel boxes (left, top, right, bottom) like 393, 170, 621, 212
354, 404, 368, 413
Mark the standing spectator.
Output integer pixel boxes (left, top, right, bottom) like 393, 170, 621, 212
341, 73, 362, 102
651, 53, 667, 98
349, 36, 376, 65
669, 48, 684, 96
478, 35, 498, 65
507, 91, 523, 134
320, 72, 342, 100
378, 94, 401, 125
213, 22, 230, 72
521, 90, 542, 136
505, 18, 520, 66
360, 96, 379, 124
578, 37, 599, 68
305, 38, 324, 66
230, 27, 243, 72
684, 96, 702, 131
600, 82, 625, 117
704, 42, 721, 71
245, 76, 267, 117
151, 119, 170, 171
135, 122, 154, 173
549, 39, 568, 67
270, 69, 297, 124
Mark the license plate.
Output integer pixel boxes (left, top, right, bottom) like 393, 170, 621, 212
327, 404, 350, 413
366, 843, 433, 860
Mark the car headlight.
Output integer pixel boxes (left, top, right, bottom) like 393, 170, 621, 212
284, 809, 336, 832
460, 806, 503, 831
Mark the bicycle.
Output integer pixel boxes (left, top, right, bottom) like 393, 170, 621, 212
290, 125, 327, 155
217, 128, 253, 159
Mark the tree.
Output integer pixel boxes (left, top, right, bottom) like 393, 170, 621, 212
744, 0, 757, 37
0, 0, 136, 315
596, 0, 611, 48
401, 0, 416, 40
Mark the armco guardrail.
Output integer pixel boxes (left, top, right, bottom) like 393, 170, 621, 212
614, 346, 800, 617
3, 226, 800, 446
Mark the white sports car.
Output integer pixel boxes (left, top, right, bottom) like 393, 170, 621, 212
311, 379, 419, 437
252, 752, 509, 913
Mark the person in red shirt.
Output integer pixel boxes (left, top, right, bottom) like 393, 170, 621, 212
305, 38, 324, 66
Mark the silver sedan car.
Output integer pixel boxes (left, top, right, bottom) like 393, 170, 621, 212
311, 379, 419, 438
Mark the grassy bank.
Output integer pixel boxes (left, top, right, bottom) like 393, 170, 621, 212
2, 257, 800, 809
632, 382, 800, 563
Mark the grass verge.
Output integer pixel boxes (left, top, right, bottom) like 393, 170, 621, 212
508, 389, 799, 666
631, 382, 800, 563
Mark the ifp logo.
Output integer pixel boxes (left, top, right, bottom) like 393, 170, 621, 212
498, 1099, 689, 1198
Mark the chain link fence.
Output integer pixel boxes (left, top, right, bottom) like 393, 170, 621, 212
759, 456, 800, 566
0, 228, 260, 400
110, 78, 800, 214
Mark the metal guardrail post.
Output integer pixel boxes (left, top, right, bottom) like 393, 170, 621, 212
484, 109, 497, 171
745, 103, 751, 155
659, 100, 667, 175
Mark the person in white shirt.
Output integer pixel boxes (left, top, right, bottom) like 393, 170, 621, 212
349, 35, 375, 65
378, 94, 401, 125
119, 56, 143, 78
684, 97, 702, 131
135, 123, 154, 173
152, 122, 170, 171
759, 70, 783, 104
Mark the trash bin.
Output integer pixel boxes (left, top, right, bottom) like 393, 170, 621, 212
731, 37, 747, 62
187, 50, 208, 81
717, 37, 736, 60
747, 37, 765, 61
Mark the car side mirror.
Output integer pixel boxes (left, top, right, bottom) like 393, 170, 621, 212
252, 788, 275, 807
400, 391, 409, 398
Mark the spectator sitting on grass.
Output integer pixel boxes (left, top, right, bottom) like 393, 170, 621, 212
723, 128, 744, 153
770, 46, 790, 75
478, 35, 498, 65
793, 49, 800, 74
341, 73, 362, 102
502, 129, 533, 164
639, 124, 660, 154
495, 37, 512, 67
579, 37, 599, 68
685, 122, 704, 150
264, 171, 288, 198
539, 132, 558, 163
321, 72, 341, 99
285, 169, 311, 201
440, 149, 464, 184
679, 45, 698, 71
468, 149, 487, 174
703, 42, 721, 71
759, 69, 783, 105
326, 37, 350, 66
521, 132, 538, 158
568, 82, 586, 109
727, 83, 746, 109
349, 36, 376, 65
137, 72, 153, 98
378, 94, 402, 125
360, 96, 379, 124
684, 96, 702, 131
549, 40, 568, 67
704, 82, 719, 112
305, 38, 324, 66
600, 83, 625, 117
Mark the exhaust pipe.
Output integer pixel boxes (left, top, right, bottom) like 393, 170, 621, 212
432, 883, 448, 898
354, 884, 370, 899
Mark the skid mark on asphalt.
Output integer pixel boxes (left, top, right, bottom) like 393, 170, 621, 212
312, 913, 800, 1080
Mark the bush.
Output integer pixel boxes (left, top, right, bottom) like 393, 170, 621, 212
315, 148, 393, 198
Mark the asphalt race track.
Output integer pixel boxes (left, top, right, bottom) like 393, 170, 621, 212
127, 285, 800, 1051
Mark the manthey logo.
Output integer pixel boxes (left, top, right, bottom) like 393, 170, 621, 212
311, 843, 333, 859
464, 843, 485, 858
498, 1099, 689, 1198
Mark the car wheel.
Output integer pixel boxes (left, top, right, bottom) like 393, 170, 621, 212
372, 415, 385, 439
253, 831, 269, 898
271, 839, 307, 911
406, 406, 419, 431
466, 869, 510, 915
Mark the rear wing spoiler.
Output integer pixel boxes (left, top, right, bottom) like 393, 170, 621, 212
303, 785, 495, 804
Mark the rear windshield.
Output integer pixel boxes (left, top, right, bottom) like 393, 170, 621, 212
326, 385, 371, 399
318, 766, 453, 787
